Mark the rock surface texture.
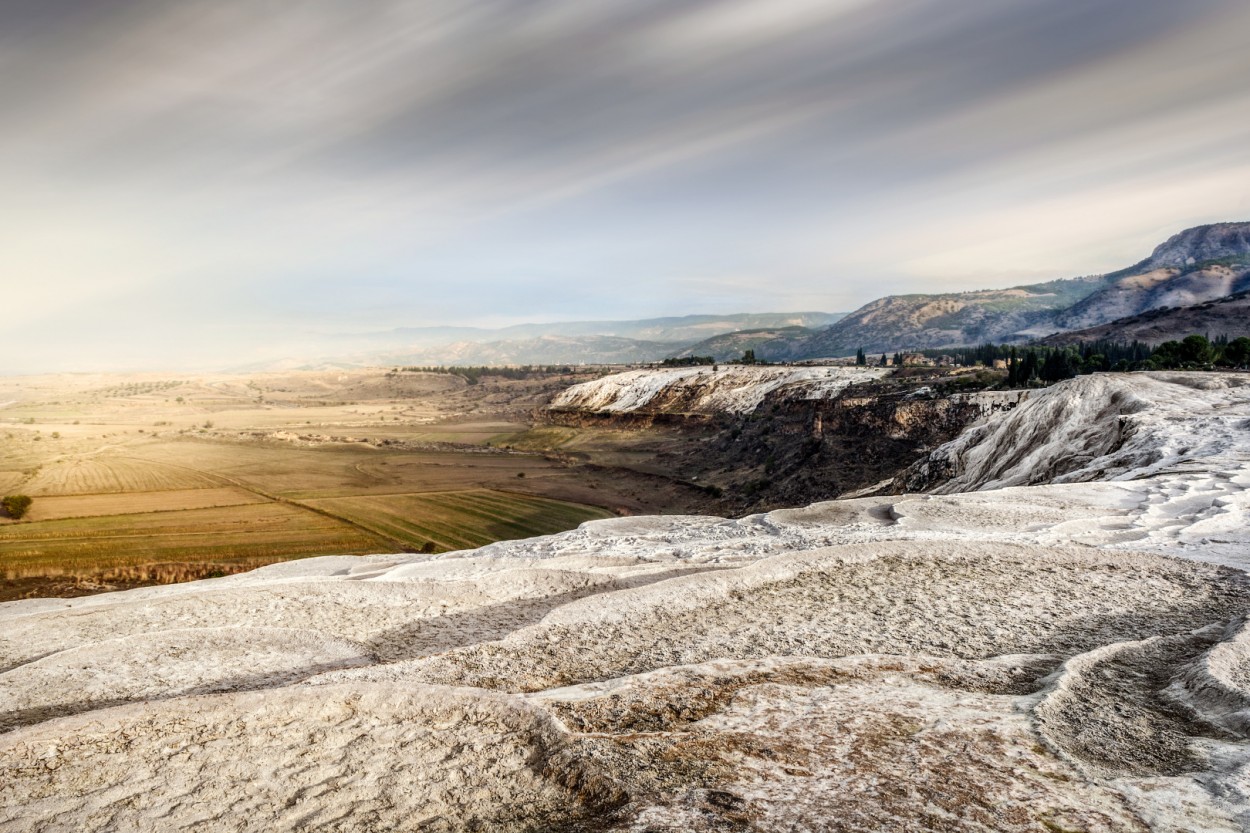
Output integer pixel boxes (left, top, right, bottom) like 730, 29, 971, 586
3, 372, 1250, 831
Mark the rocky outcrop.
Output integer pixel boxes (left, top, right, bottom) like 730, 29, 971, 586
1143, 222, 1250, 269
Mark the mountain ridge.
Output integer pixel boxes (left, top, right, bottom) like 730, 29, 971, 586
796, 221, 1250, 357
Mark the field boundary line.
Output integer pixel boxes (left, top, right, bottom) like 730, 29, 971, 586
120, 454, 410, 553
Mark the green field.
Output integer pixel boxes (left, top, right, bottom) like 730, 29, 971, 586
0, 502, 385, 583
304, 489, 614, 552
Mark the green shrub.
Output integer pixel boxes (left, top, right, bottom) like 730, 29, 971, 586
2, 494, 32, 520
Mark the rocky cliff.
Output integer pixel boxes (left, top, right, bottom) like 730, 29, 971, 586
548, 365, 1015, 512
548, 365, 887, 416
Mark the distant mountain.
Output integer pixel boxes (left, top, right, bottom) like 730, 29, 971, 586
1040, 290, 1250, 346
335, 312, 845, 353
797, 278, 1105, 358
796, 221, 1250, 357
1052, 225, 1250, 332
377, 335, 690, 367
313, 312, 844, 367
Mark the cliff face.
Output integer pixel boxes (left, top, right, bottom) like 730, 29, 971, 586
548, 365, 887, 416
547, 366, 1013, 512
691, 385, 987, 512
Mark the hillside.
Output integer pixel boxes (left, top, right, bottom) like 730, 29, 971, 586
798, 221, 1250, 357
672, 326, 816, 362
4, 372, 1250, 830
798, 278, 1105, 357
1041, 290, 1250, 346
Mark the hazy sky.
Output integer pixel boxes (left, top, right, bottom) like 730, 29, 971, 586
3, 0, 1249, 370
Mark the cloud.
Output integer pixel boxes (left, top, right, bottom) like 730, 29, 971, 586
2, 0, 1248, 369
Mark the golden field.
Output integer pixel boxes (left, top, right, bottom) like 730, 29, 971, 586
0, 367, 699, 600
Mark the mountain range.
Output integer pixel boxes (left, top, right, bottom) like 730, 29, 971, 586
297, 312, 843, 368
795, 221, 1250, 358
334, 312, 842, 351
247, 222, 1250, 370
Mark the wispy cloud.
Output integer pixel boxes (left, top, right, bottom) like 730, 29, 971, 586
2, 0, 1248, 370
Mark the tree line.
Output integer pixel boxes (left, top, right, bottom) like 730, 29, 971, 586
856, 348, 905, 367
912, 334, 1250, 387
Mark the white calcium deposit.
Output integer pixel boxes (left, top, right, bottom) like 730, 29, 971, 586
548, 364, 887, 415
2, 372, 1250, 831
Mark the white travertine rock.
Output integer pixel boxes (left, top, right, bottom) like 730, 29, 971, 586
3, 371, 1250, 831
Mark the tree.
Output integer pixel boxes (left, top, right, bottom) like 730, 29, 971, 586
1224, 337, 1250, 368
2, 495, 32, 520
741, 349, 757, 365
1150, 340, 1183, 369
1081, 354, 1107, 374
879, 353, 889, 367
855, 348, 866, 366
1020, 349, 1039, 384
1179, 334, 1215, 366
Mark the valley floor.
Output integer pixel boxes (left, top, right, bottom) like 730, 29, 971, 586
0, 367, 720, 600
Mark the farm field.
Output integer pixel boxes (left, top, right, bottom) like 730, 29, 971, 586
16, 487, 267, 523
0, 502, 384, 587
303, 490, 615, 552
0, 367, 712, 600
20, 454, 219, 496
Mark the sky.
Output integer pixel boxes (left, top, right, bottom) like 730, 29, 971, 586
3, 0, 1249, 371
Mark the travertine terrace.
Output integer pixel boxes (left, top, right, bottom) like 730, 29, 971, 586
548, 364, 887, 415
2, 372, 1249, 831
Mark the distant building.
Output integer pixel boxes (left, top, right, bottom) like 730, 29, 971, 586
992, 359, 1009, 369
901, 353, 935, 367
